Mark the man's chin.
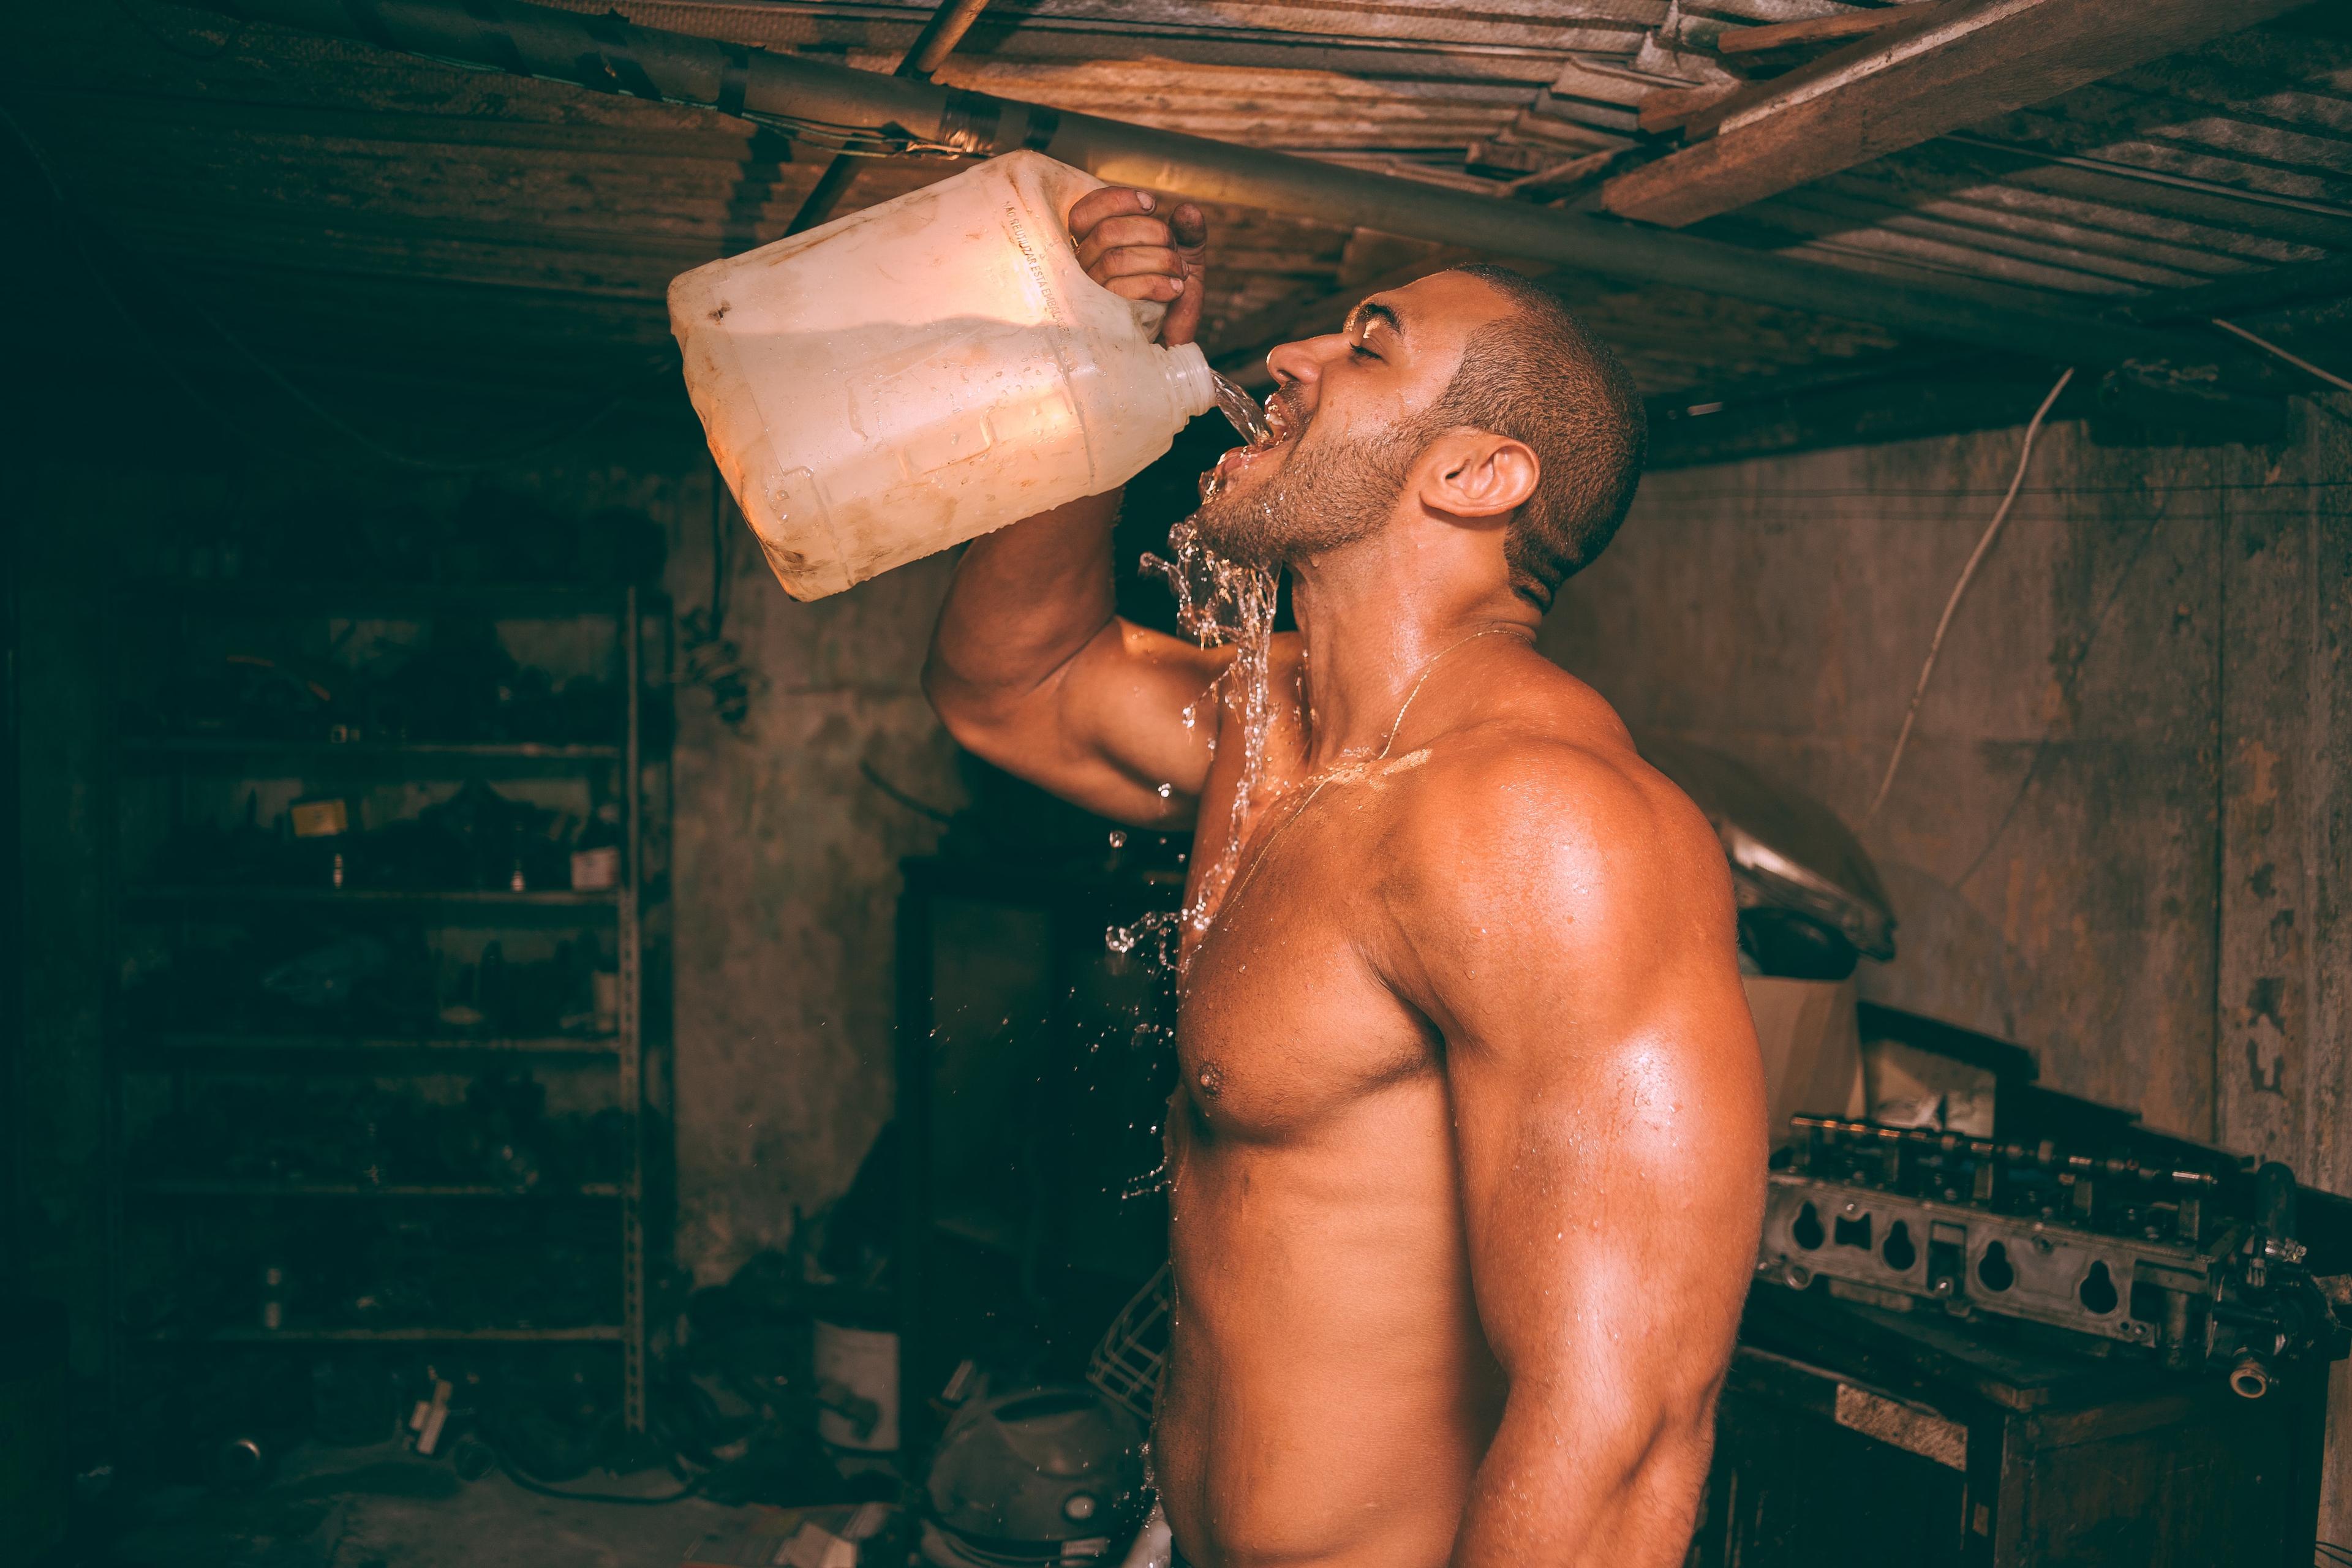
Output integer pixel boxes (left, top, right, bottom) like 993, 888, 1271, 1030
1188, 459, 1287, 564
1186, 500, 1281, 568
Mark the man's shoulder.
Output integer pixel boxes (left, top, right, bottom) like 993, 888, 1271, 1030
1384, 696, 1704, 849
1373, 707, 1724, 926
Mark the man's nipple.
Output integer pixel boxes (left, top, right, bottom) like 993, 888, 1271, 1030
1196, 1061, 1226, 1099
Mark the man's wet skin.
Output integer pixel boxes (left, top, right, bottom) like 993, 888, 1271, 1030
925, 188, 1766, 1568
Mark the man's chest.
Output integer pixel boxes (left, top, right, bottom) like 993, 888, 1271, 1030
1171, 771, 1437, 1145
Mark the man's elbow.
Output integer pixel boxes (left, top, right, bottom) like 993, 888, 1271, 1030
921, 651, 1028, 773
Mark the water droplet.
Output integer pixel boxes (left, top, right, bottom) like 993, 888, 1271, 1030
1107, 829, 1128, 848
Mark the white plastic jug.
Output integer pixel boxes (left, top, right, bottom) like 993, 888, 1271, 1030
669, 151, 1218, 601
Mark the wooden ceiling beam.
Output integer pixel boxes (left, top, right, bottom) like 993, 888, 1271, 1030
1602, 0, 2312, 230
1716, 8, 1923, 58
192, 0, 2216, 366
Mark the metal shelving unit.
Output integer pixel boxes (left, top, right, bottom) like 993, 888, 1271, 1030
134, 1033, 622, 1061
129, 1180, 625, 1198
144, 1326, 625, 1344
122, 737, 625, 777
105, 580, 670, 1430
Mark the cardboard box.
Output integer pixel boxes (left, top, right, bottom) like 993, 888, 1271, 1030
1743, 974, 1864, 1147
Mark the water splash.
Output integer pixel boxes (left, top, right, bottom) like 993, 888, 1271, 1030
1127, 374, 1292, 957
1099, 376, 1287, 1205
1106, 911, 1186, 974
1120, 1152, 1172, 1200
1137, 519, 1280, 952
1211, 369, 1272, 447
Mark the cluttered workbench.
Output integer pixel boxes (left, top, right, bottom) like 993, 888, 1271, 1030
1704, 1285, 2329, 1566
1702, 1008, 2351, 1568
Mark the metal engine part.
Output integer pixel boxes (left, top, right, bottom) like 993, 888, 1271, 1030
1757, 1117, 2351, 1389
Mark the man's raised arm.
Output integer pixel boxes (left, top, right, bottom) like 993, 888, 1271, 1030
923, 189, 1227, 828
1381, 740, 1768, 1568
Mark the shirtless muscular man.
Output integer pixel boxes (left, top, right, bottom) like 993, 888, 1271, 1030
924, 186, 1768, 1568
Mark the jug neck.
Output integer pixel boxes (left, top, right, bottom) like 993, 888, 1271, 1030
1161, 341, 1216, 423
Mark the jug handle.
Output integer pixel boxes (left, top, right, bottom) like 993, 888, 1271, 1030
1033, 151, 1173, 343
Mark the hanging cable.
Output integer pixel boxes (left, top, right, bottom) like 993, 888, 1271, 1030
1867, 366, 2075, 821
2214, 318, 2352, 396
677, 467, 762, 733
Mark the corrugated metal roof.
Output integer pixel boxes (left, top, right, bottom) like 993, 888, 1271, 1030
10, 0, 2348, 434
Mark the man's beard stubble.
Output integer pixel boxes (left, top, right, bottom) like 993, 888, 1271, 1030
1189, 402, 1415, 568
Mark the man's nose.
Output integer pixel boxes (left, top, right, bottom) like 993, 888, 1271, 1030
1264, 331, 1345, 405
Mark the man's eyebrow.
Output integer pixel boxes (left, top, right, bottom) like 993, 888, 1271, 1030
1344, 300, 1404, 341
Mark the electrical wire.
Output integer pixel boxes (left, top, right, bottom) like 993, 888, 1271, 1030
859, 759, 956, 823
1866, 366, 2075, 821
2215, 317, 2352, 396
742, 108, 976, 162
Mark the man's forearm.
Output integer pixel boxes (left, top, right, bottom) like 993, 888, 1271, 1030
925, 489, 1123, 707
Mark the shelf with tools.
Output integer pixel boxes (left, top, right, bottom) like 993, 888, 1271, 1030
129, 1032, 622, 1063
118, 580, 653, 619
121, 737, 626, 777
126, 884, 622, 914
104, 574, 671, 1430
139, 1326, 627, 1345
127, 1180, 627, 1199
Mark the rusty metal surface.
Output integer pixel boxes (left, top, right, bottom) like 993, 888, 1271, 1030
9, 1, 2348, 417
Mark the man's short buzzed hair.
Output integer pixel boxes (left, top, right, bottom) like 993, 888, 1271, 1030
1416, 264, 1646, 611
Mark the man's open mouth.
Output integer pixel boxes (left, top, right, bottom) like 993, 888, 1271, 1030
1210, 394, 1298, 486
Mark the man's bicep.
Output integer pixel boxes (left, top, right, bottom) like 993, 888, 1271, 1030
1412, 759, 1766, 1404
931, 616, 1223, 827
1046, 620, 1230, 823
1450, 992, 1762, 1401
1445, 1013, 1762, 1567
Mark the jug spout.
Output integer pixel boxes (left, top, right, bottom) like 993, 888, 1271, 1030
1161, 341, 1216, 423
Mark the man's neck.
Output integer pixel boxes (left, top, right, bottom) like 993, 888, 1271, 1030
1287, 527, 1538, 771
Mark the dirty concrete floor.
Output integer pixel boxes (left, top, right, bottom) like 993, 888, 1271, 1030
96, 1443, 755, 1568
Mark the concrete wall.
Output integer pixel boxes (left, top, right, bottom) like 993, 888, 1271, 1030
1539, 397, 2352, 1527
653, 467, 966, 1285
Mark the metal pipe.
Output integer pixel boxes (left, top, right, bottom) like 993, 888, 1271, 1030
787, 0, 993, 235
200, 0, 2207, 367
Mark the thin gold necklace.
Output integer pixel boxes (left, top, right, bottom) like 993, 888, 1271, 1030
1208, 623, 1534, 926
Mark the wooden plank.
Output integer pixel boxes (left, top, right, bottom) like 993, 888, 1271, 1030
1602, 0, 2311, 228
2216, 457, 2313, 1170
2298, 409, 2352, 1548
2212, 407, 2352, 1184
1638, 83, 1743, 135
1718, 7, 1922, 56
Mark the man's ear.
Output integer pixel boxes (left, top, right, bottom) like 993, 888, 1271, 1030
1417, 430, 1538, 520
